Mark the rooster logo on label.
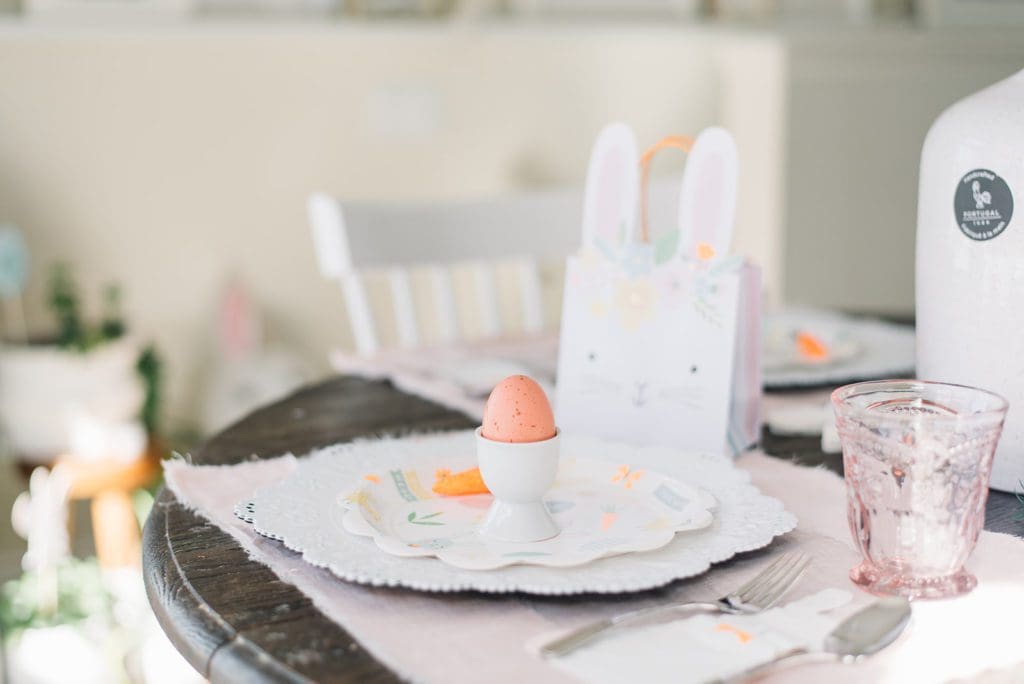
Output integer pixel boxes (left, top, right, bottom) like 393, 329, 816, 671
955, 169, 1014, 241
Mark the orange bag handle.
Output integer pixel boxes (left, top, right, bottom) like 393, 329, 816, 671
638, 135, 693, 244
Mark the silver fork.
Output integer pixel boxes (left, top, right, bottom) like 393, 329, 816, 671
540, 552, 812, 658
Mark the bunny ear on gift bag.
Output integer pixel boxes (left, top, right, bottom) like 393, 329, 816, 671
581, 123, 639, 258
676, 127, 738, 261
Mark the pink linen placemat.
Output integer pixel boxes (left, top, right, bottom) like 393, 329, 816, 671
164, 451, 1024, 683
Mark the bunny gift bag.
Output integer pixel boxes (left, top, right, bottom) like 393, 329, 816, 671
555, 123, 761, 454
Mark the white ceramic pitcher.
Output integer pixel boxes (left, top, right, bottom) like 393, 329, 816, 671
916, 68, 1024, 493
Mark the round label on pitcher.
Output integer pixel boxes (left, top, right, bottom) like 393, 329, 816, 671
954, 169, 1014, 241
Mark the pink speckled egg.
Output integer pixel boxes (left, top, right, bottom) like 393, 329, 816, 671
481, 375, 556, 443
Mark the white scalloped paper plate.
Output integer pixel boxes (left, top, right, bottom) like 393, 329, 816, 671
248, 431, 797, 595
340, 456, 716, 570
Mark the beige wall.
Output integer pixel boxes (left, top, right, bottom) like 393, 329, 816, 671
0, 23, 728, 430
781, 30, 1024, 314
8, 21, 1016, 432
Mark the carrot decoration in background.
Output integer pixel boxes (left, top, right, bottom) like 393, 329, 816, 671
432, 467, 490, 496
695, 241, 717, 261
795, 331, 830, 361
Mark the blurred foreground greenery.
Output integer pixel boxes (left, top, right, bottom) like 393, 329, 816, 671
0, 559, 111, 635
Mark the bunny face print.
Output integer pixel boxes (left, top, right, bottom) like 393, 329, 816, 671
556, 123, 744, 454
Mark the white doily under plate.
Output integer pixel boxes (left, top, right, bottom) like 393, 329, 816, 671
246, 431, 797, 595
341, 456, 716, 570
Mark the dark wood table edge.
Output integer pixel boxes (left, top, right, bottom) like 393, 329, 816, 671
142, 375, 1024, 683
143, 376, 477, 683
143, 489, 318, 683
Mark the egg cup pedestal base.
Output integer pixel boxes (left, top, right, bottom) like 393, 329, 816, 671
479, 501, 559, 543
475, 427, 561, 544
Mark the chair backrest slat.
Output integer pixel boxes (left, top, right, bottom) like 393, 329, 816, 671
387, 267, 419, 349
517, 258, 545, 334
429, 265, 459, 344
308, 193, 352, 280
338, 192, 581, 268
340, 272, 378, 356
471, 261, 501, 339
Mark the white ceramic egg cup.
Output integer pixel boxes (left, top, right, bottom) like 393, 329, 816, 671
475, 426, 560, 543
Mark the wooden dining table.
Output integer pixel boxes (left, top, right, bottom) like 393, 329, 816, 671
142, 375, 1024, 683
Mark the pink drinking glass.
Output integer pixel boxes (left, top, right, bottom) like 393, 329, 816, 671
832, 380, 1008, 600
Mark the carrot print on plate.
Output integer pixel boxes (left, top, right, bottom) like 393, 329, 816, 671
600, 505, 618, 531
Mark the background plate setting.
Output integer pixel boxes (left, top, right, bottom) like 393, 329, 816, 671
762, 308, 915, 389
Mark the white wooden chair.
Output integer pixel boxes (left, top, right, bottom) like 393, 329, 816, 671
308, 179, 680, 358
307, 189, 586, 357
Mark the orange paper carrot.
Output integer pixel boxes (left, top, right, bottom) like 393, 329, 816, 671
795, 331, 830, 361
432, 467, 490, 496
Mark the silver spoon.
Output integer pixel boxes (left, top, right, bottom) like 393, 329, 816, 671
720, 597, 912, 683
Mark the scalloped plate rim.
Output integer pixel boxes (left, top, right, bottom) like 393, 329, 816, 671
246, 431, 799, 595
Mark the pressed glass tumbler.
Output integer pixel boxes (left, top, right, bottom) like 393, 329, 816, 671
832, 380, 1008, 600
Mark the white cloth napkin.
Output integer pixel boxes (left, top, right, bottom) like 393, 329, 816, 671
541, 589, 855, 684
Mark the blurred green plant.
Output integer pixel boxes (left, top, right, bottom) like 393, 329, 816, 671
47, 263, 124, 352
99, 284, 126, 341
0, 559, 112, 636
48, 263, 88, 351
136, 345, 162, 436
45, 263, 163, 435
131, 488, 155, 531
